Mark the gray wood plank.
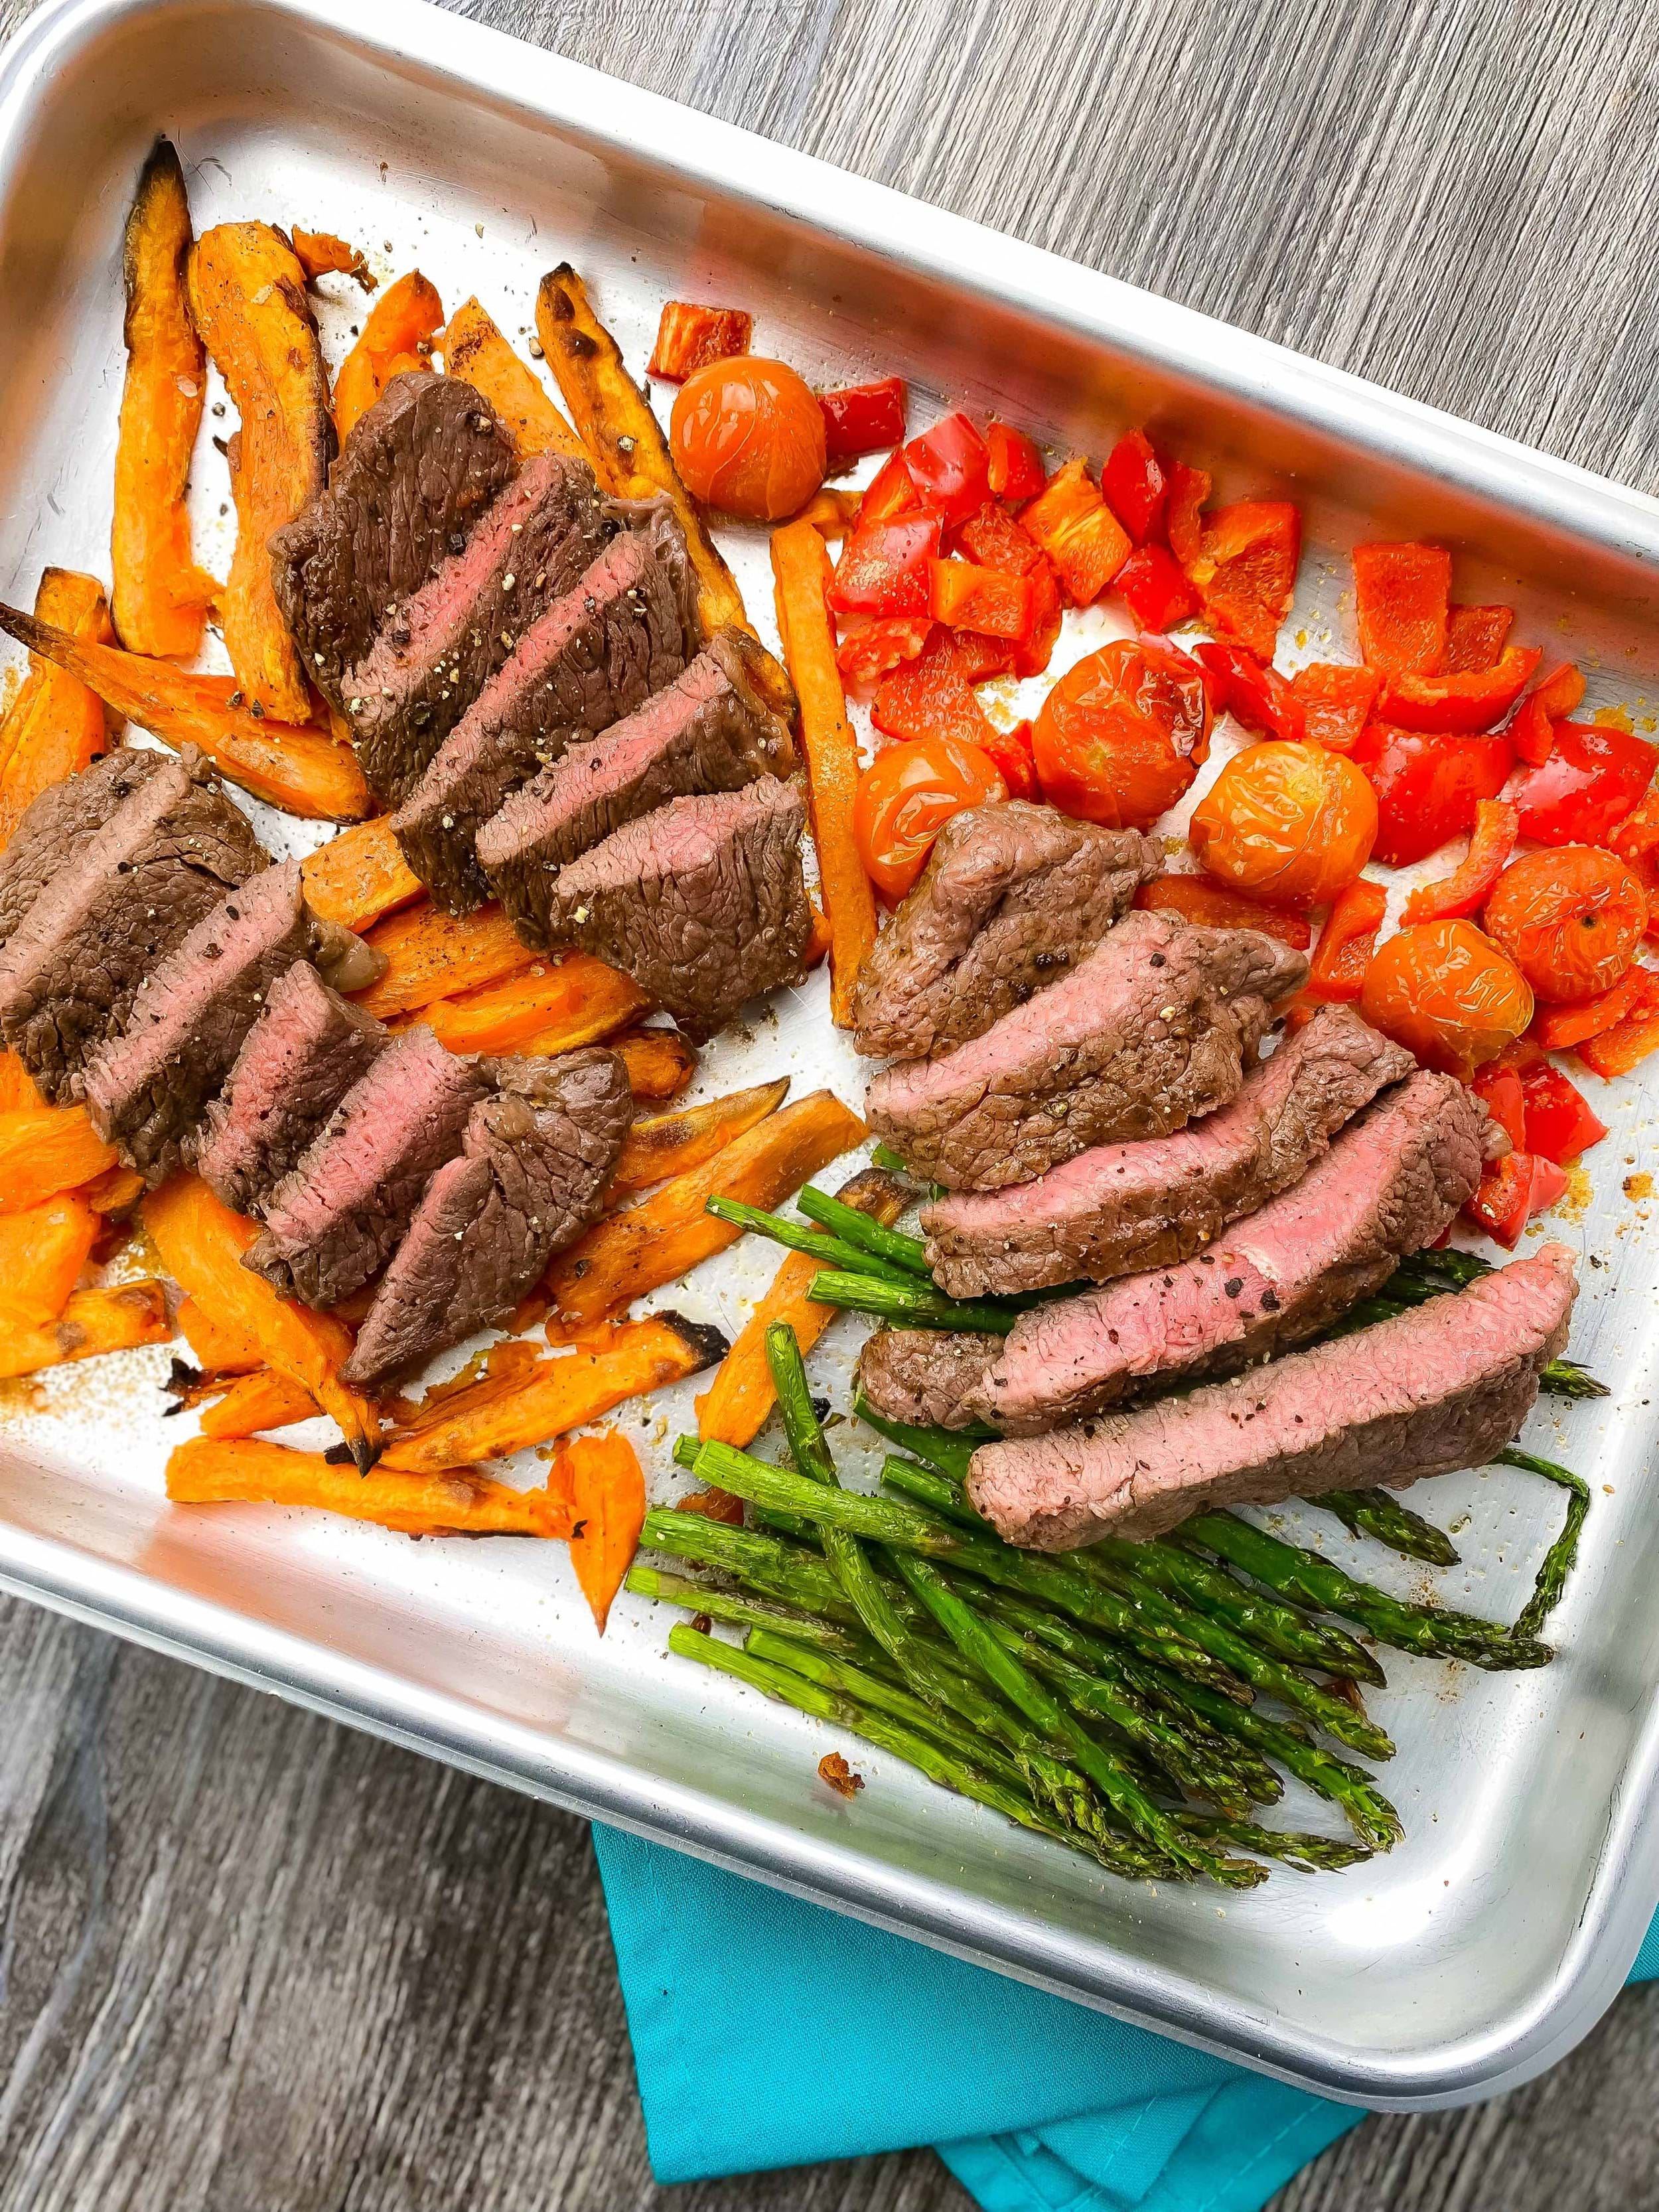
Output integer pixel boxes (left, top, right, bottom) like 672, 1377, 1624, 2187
3, 0, 1659, 2203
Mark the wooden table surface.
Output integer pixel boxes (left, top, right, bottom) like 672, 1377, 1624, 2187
3, 0, 1659, 2205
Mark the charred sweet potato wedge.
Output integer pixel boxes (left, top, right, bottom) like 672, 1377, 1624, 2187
112, 139, 217, 658
0, 1193, 98, 1329
175, 1296, 264, 1375
611, 1027, 697, 1102
0, 1281, 171, 1380
0, 1106, 118, 1213
188, 221, 334, 719
351, 899, 536, 1019
196, 1368, 320, 1438
291, 228, 374, 288
299, 816, 425, 932
332, 270, 444, 441
547, 1430, 646, 1632
0, 571, 119, 848
167, 1437, 577, 1538
442, 297, 585, 459
419, 956, 648, 1056
612, 1078, 790, 1195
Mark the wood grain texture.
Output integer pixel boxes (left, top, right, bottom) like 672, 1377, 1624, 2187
1, 0, 1658, 2205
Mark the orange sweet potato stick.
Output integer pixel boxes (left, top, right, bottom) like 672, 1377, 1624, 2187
0, 1194, 98, 1328
0, 571, 119, 849
351, 899, 536, 1019
547, 1430, 647, 1633
0, 1107, 118, 1213
417, 956, 647, 1055
299, 816, 425, 932
166, 1437, 576, 1538
441, 297, 585, 459
332, 270, 444, 441
611, 1078, 789, 1195
0, 1282, 171, 1380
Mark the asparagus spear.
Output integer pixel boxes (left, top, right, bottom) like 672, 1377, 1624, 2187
1317, 1487, 1460, 1566
1499, 1446, 1591, 1641
642, 1507, 860, 1621
624, 1565, 868, 1651
1175, 1814, 1372, 1873
855, 1392, 981, 1481
795, 1185, 934, 1278
809, 1268, 1017, 1334
703, 1196, 906, 1280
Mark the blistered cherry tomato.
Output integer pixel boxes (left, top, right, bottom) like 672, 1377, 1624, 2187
853, 735, 1005, 903
670, 358, 827, 519
1482, 846, 1647, 1003
1359, 919, 1534, 1077
1189, 741, 1376, 907
1032, 636, 1210, 831
1351, 722, 1512, 867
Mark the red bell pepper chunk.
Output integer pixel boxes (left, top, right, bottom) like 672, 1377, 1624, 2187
929, 558, 1035, 642
1165, 461, 1210, 567
1352, 721, 1513, 867
819, 377, 907, 465
1101, 430, 1168, 544
1373, 644, 1541, 733
1352, 542, 1453, 676
903, 411, 991, 526
1193, 642, 1306, 743
1443, 603, 1516, 674
1305, 877, 1388, 1001
1189, 501, 1301, 662
977, 717, 1039, 801
871, 627, 1005, 753
835, 613, 932, 690
1136, 873, 1312, 948
857, 447, 920, 527
1013, 561, 1062, 678
1021, 459, 1131, 606
1464, 1151, 1569, 1248
1400, 798, 1519, 921
1470, 1063, 1526, 1151
1610, 782, 1659, 859
1518, 1062, 1607, 1163
646, 300, 754, 380
1116, 543, 1200, 632
953, 505, 1062, 676
1530, 967, 1648, 1051
1512, 720, 1659, 846
1575, 967, 1659, 1078
985, 421, 1046, 502
828, 514, 942, 617
1505, 662, 1586, 767
1288, 663, 1380, 753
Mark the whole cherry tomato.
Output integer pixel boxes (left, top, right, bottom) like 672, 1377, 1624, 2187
1510, 721, 1658, 846
853, 735, 1005, 903
670, 358, 827, 519
1189, 740, 1376, 907
1359, 919, 1534, 1076
1031, 636, 1210, 831
1482, 846, 1648, 1003
1350, 722, 1513, 867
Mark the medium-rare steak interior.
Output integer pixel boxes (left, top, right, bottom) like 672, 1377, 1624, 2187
0, 745, 163, 952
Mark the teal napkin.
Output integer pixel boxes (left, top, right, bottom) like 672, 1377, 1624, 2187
594, 1825, 1659, 2207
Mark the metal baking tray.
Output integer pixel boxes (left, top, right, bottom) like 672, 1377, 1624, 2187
2, 0, 1658, 2114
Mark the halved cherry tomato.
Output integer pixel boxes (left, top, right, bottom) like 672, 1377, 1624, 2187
1306, 878, 1388, 1001
985, 421, 1045, 501
670, 357, 826, 520
1165, 462, 1210, 567
853, 734, 1005, 903
1194, 642, 1305, 742
1506, 661, 1585, 767
1031, 635, 1210, 830
1352, 542, 1451, 676
1116, 544, 1199, 632
828, 514, 942, 617
1136, 873, 1313, 948
1021, 461, 1131, 605
858, 447, 919, 526
1575, 966, 1659, 1078
1189, 501, 1300, 662
1351, 722, 1513, 867
1518, 1062, 1607, 1163
1287, 664, 1380, 753
929, 558, 1034, 641
1482, 845, 1648, 1003
1443, 603, 1515, 674
1359, 919, 1534, 1076
1511, 721, 1658, 846
1465, 1151, 1569, 1248
1190, 740, 1376, 907
903, 411, 991, 526
1102, 430, 1168, 543
1400, 798, 1518, 922
835, 614, 931, 690
818, 377, 907, 464
1470, 1063, 1526, 1150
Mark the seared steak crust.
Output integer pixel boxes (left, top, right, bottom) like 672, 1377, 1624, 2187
0, 745, 160, 952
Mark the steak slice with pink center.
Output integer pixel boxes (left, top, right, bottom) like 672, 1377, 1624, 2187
966, 1244, 1578, 1549
0, 746, 167, 954
922, 1005, 1416, 1293
865, 910, 1307, 1193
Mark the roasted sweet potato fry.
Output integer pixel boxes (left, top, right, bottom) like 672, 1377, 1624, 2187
167, 1437, 577, 1538
188, 222, 334, 718
535, 264, 795, 720
113, 140, 217, 657
382, 1313, 727, 1475
352, 899, 536, 1019
0, 1281, 171, 1380
299, 816, 425, 932
0, 1194, 97, 1327
695, 1165, 908, 1447
613, 1078, 789, 1195
0, 1107, 117, 1213
419, 955, 647, 1055
441, 297, 584, 459
0, 1053, 42, 1111
795, 487, 861, 540
332, 270, 444, 441
771, 520, 876, 1027
196, 1368, 320, 1439
538, 1088, 865, 1334
611, 1027, 697, 1102
83, 1164, 145, 1215
548, 1430, 646, 1632
0, 572, 119, 849
144, 1177, 381, 1471
0, 607, 372, 820
291, 228, 374, 289
175, 1296, 263, 1374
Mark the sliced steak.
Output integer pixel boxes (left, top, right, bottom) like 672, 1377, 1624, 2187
393, 506, 701, 911
856, 1327, 995, 1434
81, 859, 313, 1183
269, 371, 518, 711
344, 449, 614, 804
922, 1005, 1415, 1293
0, 745, 157, 952
479, 632, 795, 942
866, 911, 1307, 1193
245, 1026, 486, 1309
195, 960, 387, 1215
342, 1049, 632, 1385
966, 1244, 1578, 1549
851, 803, 1163, 1060
542, 778, 811, 1043
0, 747, 266, 1100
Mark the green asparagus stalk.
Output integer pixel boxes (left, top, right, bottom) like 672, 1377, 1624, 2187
854, 1392, 981, 1480
642, 1507, 860, 1622
1317, 1487, 1460, 1566
809, 1269, 1017, 1334
795, 1186, 934, 1278
624, 1566, 867, 1651
1499, 1446, 1591, 1641
703, 1195, 908, 1280
1175, 1814, 1372, 1873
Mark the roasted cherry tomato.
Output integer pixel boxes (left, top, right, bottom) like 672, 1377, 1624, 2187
1481, 845, 1648, 1003
1031, 636, 1210, 831
1189, 740, 1376, 907
1350, 721, 1512, 867
1359, 919, 1534, 1077
670, 356, 827, 520
1510, 720, 1659, 846
853, 734, 1005, 903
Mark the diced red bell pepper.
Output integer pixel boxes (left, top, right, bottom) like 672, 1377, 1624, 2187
1101, 430, 1168, 544
828, 514, 942, 617
1470, 1063, 1526, 1151
1305, 877, 1388, 1001
835, 613, 932, 689
1116, 543, 1200, 632
871, 627, 1004, 753
1518, 1062, 1607, 1163
1189, 501, 1301, 662
952, 632, 1018, 682
985, 421, 1045, 501
1464, 1150, 1569, 1248
1400, 798, 1519, 921
1021, 460, 1131, 605
903, 411, 991, 526
1443, 603, 1516, 674
1374, 644, 1541, 733
1505, 662, 1586, 767
929, 558, 1035, 642
647, 300, 754, 380
1013, 560, 1063, 678
977, 717, 1039, 801
1512, 720, 1659, 846
1529, 968, 1648, 1049
1352, 721, 1514, 867
1136, 873, 1312, 948
953, 504, 1062, 676
1165, 462, 1210, 567
857, 447, 920, 527
1352, 542, 1453, 676
820, 376, 907, 465
1610, 781, 1659, 860
1288, 663, 1380, 753
1193, 642, 1306, 742
1575, 966, 1659, 1078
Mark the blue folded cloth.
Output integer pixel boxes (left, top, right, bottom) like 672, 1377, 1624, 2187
595, 1825, 1659, 2209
